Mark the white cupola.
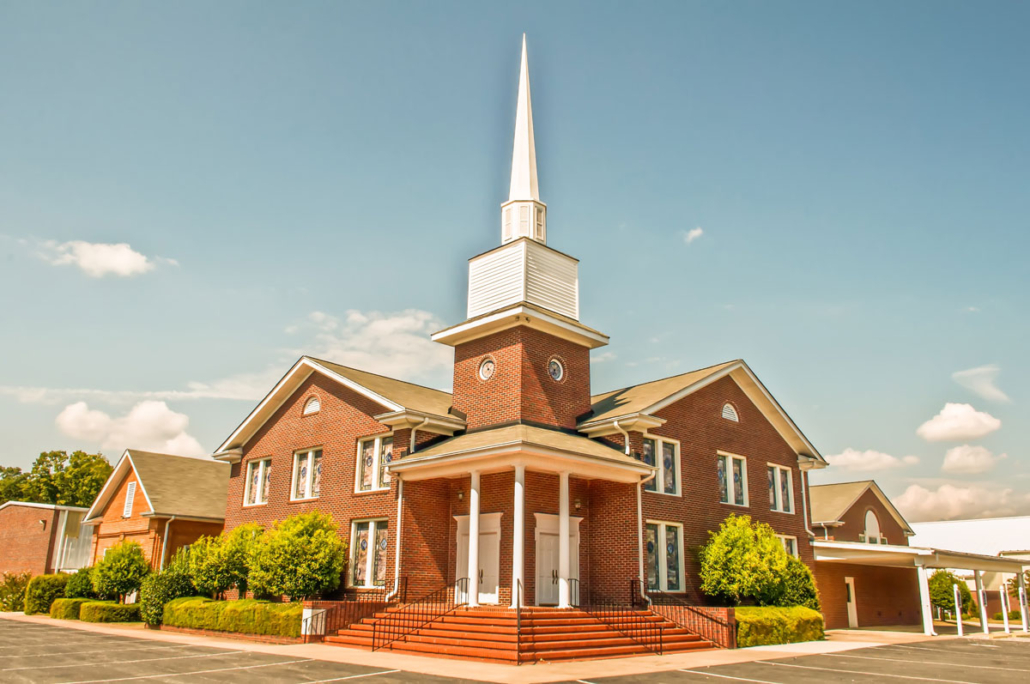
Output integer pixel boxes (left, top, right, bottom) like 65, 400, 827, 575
502, 35, 546, 244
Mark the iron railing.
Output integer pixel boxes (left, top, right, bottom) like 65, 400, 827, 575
303, 578, 408, 640
577, 580, 663, 655
636, 580, 736, 648
371, 577, 469, 651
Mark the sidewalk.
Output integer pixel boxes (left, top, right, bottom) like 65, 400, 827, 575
0, 612, 947, 684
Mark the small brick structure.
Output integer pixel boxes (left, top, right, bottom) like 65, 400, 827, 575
0, 501, 93, 575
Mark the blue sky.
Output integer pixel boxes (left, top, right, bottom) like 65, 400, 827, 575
1, 2, 1026, 521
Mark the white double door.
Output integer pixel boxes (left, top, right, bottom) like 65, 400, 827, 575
455, 513, 502, 605
534, 513, 581, 606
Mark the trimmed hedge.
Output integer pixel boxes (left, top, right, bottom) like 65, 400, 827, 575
65, 567, 99, 599
736, 606, 824, 647
50, 597, 92, 620
24, 574, 68, 615
162, 597, 302, 638
993, 610, 1022, 621
80, 601, 141, 623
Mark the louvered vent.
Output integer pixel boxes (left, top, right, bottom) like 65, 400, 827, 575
303, 396, 320, 415
721, 403, 739, 422
123, 482, 136, 517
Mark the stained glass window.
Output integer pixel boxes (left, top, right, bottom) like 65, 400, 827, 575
358, 436, 392, 492
665, 526, 681, 591
312, 453, 322, 498
732, 458, 745, 506
292, 449, 322, 500
642, 439, 657, 492
645, 523, 659, 591
780, 470, 791, 513
662, 442, 677, 494
351, 520, 388, 588
245, 459, 271, 505
646, 521, 683, 593
717, 457, 728, 503
768, 467, 777, 511
378, 438, 393, 488
768, 465, 793, 513
718, 454, 747, 506
642, 438, 679, 495
359, 439, 376, 491
352, 522, 370, 586
373, 522, 389, 586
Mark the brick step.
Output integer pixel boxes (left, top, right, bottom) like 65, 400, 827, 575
521, 627, 697, 643
519, 633, 702, 652
334, 626, 519, 645
337, 636, 520, 662
525, 639, 713, 662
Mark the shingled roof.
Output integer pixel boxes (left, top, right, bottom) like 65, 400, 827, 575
809, 480, 914, 535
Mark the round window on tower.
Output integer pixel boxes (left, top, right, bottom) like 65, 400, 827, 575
547, 357, 565, 383
478, 357, 496, 381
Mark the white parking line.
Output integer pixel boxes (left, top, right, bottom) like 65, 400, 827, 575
58, 658, 313, 684
761, 660, 980, 683
678, 669, 782, 683
3, 649, 242, 671
823, 651, 1023, 671
297, 670, 402, 683
0, 644, 195, 659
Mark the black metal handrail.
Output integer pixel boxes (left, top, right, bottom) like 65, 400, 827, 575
304, 578, 408, 640
635, 579, 736, 648
371, 577, 469, 651
579, 580, 663, 655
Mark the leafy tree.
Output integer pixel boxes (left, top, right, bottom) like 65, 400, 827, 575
1, 451, 111, 507
762, 556, 821, 610
0, 571, 31, 611
93, 541, 150, 602
928, 570, 972, 614
224, 522, 263, 596
58, 451, 113, 507
0, 467, 28, 506
249, 512, 346, 601
23, 451, 67, 503
699, 514, 790, 606
189, 535, 234, 599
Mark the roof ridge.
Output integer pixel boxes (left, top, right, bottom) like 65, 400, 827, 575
306, 356, 452, 397
591, 358, 741, 399
127, 449, 222, 463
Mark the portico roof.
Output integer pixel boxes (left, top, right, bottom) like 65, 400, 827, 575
389, 424, 653, 483
813, 540, 1028, 574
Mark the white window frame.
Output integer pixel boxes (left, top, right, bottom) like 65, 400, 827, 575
717, 451, 749, 507
122, 482, 136, 518
355, 433, 393, 493
777, 534, 799, 557
290, 448, 323, 501
642, 436, 681, 497
767, 464, 794, 514
863, 510, 884, 544
243, 458, 272, 507
348, 518, 389, 589
645, 520, 685, 593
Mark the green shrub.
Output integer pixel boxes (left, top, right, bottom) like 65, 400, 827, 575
736, 606, 825, 647
0, 571, 31, 612
140, 550, 195, 626
24, 574, 68, 615
223, 522, 263, 596
93, 541, 149, 602
189, 535, 233, 598
65, 567, 98, 599
80, 600, 141, 623
993, 610, 1022, 621
162, 597, 302, 638
49, 597, 91, 620
249, 512, 345, 601
700, 515, 789, 606
761, 556, 821, 610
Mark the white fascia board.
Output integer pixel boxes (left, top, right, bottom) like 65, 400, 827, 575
813, 540, 930, 556
83, 451, 134, 522
0, 501, 90, 513
926, 549, 1029, 573
577, 413, 666, 436
373, 409, 466, 434
432, 304, 609, 349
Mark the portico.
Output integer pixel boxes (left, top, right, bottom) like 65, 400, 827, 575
389, 423, 653, 609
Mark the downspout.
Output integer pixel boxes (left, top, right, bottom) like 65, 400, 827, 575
613, 420, 631, 455
410, 416, 431, 453
798, 463, 816, 541
637, 472, 657, 605
160, 516, 177, 571
385, 477, 404, 602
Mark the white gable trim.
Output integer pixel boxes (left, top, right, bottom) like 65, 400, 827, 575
83, 450, 155, 523
831, 481, 915, 536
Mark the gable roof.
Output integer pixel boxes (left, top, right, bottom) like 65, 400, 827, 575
84, 450, 229, 523
215, 356, 455, 455
810, 480, 914, 535
582, 359, 825, 463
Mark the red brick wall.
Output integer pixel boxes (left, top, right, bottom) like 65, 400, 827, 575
586, 480, 639, 602
452, 327, 591, 430
815, 562, 921, 629
92, 468, 163, 565
0, 505, 60, 575
631, 376, 816, 602
821, 489, 910, 545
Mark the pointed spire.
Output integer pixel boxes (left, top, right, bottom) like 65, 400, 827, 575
509, 34, 539, 202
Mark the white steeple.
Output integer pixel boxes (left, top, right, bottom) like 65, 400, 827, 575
502, 35, 547, 245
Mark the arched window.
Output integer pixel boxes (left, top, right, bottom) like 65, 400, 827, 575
721, 403, 739, 422
303, 396, 321, 415
864, 510, 881, 544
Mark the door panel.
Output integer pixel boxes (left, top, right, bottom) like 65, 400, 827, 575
536, 533, 559, 605
478, 531, 500, 604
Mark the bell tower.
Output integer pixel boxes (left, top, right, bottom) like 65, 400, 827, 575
433, 36, 608, 431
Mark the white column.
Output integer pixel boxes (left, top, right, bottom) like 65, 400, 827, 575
953, 584, 964, 637
511, 465, 525, 608
975, 571, 989, 634
1019, 572, 1029, 633
467, 470, 481, 608
558, 471, 571, 609
916, 564, 936, 636
1001, 587, 1011, 634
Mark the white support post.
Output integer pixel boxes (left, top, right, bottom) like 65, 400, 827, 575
511, 465, 525, 608
558, 471, 571, 609
975, 571, 989, 634
1019, 573, 1029, 633
1001, 587, 1011, 634
953, 584, 964, 637
916, 564, 936, 636
467, 470, 481, 608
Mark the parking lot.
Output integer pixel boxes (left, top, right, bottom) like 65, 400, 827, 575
2, 618, 1029, 684
577, 637, 1030, 684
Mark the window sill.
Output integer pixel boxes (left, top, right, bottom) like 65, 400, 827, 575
242, 502, 268, 508
770, 508, 795, 515
354, 488, 390, 495
289, 497, 320, 504
720, 501, 749, 508
645, 490, 682, 498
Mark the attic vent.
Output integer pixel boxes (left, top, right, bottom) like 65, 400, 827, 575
721, 403, 739, 422
303, 396, 321, 415
122, 482, 136, 518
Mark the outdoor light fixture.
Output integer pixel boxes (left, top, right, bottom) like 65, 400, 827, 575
457, 490, 464, 501
574, 498, 581, 511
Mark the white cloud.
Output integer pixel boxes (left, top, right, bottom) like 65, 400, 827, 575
895, 483, 1030, 522
916, 403, 1001, 442
591, 351, 616, 364
683, 227, 704, 245
941, 444, 1007, 475
39, 240, 174, 277
952, 365, 1010, 403
56, 401, 205, 456
825, 448, 919, 472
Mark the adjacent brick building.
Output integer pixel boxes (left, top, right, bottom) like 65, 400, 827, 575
0, 501, 93, 575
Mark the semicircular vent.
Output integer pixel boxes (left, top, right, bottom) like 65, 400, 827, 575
721, 403, 739, 422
